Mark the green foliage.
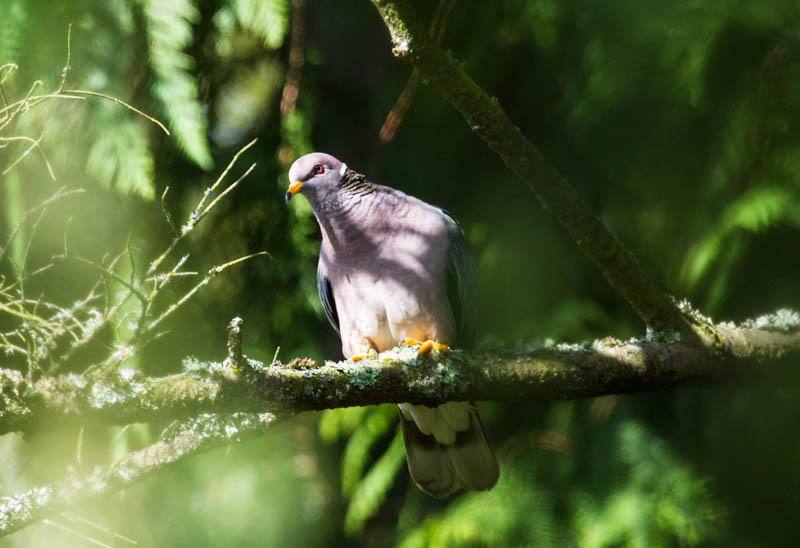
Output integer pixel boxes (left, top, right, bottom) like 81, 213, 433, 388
86, 104, 156, 199
339, 405, 397, 495
573, 422, 720, 547
0, 0, 26, 65
684, 186, 800, 290
233, 0, 290, 50
321, 405, 407, 535
399, 412, 719, 548
143, 0, 212, 170
399, 469, 558, 548
211, 57, 284, 147
1, 0, 799, 546
0, 1, 160, 200
318, 405, 371, 442
344, 430, 407, 536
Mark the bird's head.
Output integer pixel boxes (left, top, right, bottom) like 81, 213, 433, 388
285, 152, 347, 204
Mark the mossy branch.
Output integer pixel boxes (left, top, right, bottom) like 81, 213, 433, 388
369, 0, 694, 338
0, 411, 280, 536
0, 310, 798, 535
1, 311, 798, 438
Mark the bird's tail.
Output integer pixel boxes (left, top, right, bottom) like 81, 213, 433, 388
398, 401, 499, 498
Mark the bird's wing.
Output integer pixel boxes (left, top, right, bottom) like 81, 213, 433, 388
442, 210, 477, 344
317, 258, 340, 336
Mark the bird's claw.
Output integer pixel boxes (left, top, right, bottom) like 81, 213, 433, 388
401, 338, 448, 356
350, 348, 377, 362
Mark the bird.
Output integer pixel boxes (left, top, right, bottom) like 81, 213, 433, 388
285, 152, 499, 497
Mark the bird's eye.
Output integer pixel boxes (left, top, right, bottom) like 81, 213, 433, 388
313, 163, 325, 175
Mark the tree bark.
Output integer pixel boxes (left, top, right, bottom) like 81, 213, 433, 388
2, 315, 798, 437
369, 0, 695, 338
1, 311, 798, 536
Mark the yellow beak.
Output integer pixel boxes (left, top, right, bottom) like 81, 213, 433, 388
285, 180, 303, 203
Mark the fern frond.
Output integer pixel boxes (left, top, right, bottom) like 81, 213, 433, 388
0, 0, 27, 66
340, 405, 396, 495
233, 0, 290, 50
318, 406, 370, 442
683, 185, 800, 286
86, 104, 156, 199
344, 430, 406, 536
143, 0, 212, 170
574, 421, 721, 547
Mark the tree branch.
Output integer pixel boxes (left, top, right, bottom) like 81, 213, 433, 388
0, 310, 798, 535
369, 0, 694, 338
0, 411, 280, 536
2, 311, 798, 438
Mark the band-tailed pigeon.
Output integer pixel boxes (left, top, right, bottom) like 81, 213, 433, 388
286, 152, 499, 497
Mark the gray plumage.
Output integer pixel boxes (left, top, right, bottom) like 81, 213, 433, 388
287, 152, 499, 497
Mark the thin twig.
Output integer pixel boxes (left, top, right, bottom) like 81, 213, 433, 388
62, 90, 170, 136
147, 251, 271, 331
0, 79, 43, 131
0, 93, 85, 122
160, 186, 178, 235
0, 64, 17, 85
3, 412, 281, 536
369, 0, 695, 337
0, 133, 57, 180
42, 519, 114, 548
67, 256, 148, 306
193, 138, 258, 215
3, 263, 55, 291
0, 187, 84, 265
193, 162, 256, 226
0, 302, 61, 331
0, 64, 17, 112
378, 0, 456, 143
56, 24, 72, 94
148, 138, 258, 274
20, 204, 49, 282
60, 513, 138, 545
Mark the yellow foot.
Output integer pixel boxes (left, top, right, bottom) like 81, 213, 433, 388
350, 349, 377, 362
401, 338, 448, 356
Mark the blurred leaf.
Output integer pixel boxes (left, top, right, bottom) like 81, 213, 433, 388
0, 0, 26, 64
344, 429, 406, 536
211, 57, 283, 147
399, 462, 558, 548
318, 406, 370, 442
341, 405, 396, 495
143, 0, 212, 169
87, 104, 156, 199
574, 421, 721, 547
683, 185, 800, 286
234, 0, 290, 50
282, 108, 313, 159
721, 186, 800, 233
0, 172, 25, 272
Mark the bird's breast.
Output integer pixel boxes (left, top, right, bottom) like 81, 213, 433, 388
332, 265, 453, 355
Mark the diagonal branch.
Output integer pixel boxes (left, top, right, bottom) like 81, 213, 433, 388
369, 0, 694, 339
0, 411, 281, 536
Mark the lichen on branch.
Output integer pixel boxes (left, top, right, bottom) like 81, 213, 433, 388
0, 310, 797, 536
0, 411, 280, 536
2, 311, 798, 438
